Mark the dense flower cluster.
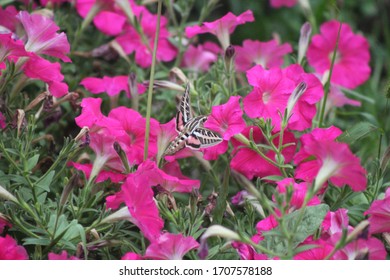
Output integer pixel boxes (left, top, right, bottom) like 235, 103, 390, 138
0, 0, 387, 261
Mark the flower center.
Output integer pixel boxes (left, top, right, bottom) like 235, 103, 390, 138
262, 91, 271, 104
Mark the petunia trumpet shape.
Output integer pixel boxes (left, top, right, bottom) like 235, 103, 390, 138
0, 235, 29, 260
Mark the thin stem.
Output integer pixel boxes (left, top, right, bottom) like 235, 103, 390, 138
144, 0, 163, 161
318, 22, 342, 127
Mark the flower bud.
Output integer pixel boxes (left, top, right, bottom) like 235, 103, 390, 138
298, 22, 312, 65
0, 185, 17, 203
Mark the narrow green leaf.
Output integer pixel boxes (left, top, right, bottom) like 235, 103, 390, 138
26, 154, 40, 172
337, 122, 378, 144
35, 171, 55, 192
24, 238, 51, 246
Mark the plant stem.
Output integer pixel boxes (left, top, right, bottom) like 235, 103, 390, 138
144, 0, 163, 161
317, 22, 342, 127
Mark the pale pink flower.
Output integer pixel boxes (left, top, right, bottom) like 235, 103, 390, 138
270, 0, 298, 8
181, 42, 220, 73
294, 127, 367, 192
230, 126, 297, 179
81, 75, 145, 97
185, 10, 254, 49
327, 83, 361, 108
48, 250, 79, 260
144, 233, 199, 260
235, 39, 292, 72
0, 235, 28, 260
23, 54, 69, 97
17, 11, 71, 62
364, 188, 390, 234
307, 20, 370, 89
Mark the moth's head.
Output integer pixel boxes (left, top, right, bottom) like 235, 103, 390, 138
200, 116, 208, 124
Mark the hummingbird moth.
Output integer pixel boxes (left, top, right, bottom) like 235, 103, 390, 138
163, 83, 223, 156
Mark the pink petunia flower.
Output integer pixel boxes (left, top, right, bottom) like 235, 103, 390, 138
230, 126, 297, 179
235, 39, 292, 72
17, 11, 71, 62
0, 6, 18, 33
121, 172, 164, 241
243, 65, 294, 131
0, 33, 28, 63
275, 178, 320, 209
185, 10, 254, 50
270, 0, 298, 8
293, 239, 334, 260
0, 235, 29, 260
307, 20, 370, 89
115, 8, 177, 68
121, 252, 143, 260
243, 64, 323, 131
23, 54, 69, 97
0, 112, 6, 129
330, 232, 387, 260
202, 96, 246, 160
364, 188, 390, 234
81, 75, 146, 97
205, 96, 246, 141
294, 127, 367, 192
321, 208, 350, 237
48, 250, 79, 260
144, 233, 199, 260
181, 42, 220, 73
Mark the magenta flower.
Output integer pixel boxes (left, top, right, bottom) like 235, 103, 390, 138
144, 233, 199, 260
307, 20, 370, 89
364, 188, 390, 234
293, 239, 334, 260
243, 65, 295, 131
23, 54, 69, 97
235, 39, 292, 72
0, 235, 28, 260
181, 42, 220, 73
0, 33, 28, 63
283, 64, 323, 131
185, 10, 254, 49
0, 112, 6, 129
321, 208, 350, 237
270, 0, 298, 8
275, 178, 320, 209
70, 162, 126, 183
331, 233, 387, 260
121, 252, 143, 260
81, 75, 145, 97
205, 96, 246, 141
121, 173, 164, 241
294, 127, 367, 192
107, 107, 159, 165
0, 6, 18, 33
230, 126, 297, 179
48, 251, 79, 260
17, 11, 71, 62
116, 9, 177, 68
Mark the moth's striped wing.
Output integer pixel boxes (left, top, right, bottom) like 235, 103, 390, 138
185, 127, 223, 149
176, 83, 193, 132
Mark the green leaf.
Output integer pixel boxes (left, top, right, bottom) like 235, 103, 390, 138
260, 204, 329, 255
24, 238, 51, 246
26, 154, 40, 172
337, 122, 378, 144
35, 171, 55, 192
261, 175, 285, 182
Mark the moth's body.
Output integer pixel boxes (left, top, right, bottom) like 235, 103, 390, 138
163, 84, 223, 156
164, 115, 208, 156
